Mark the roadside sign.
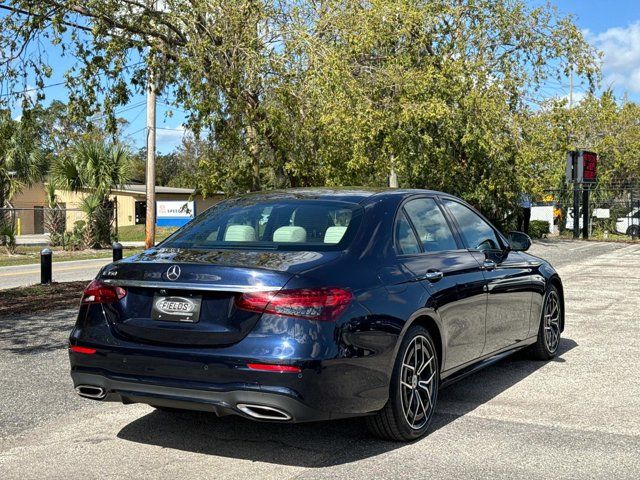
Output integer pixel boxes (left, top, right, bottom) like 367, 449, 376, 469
566, 150, 598, 184
156, 201, 195, 227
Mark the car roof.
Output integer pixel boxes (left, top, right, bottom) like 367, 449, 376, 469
235, 187, 453, 204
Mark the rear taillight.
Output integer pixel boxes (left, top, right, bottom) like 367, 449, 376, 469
236, 288, 352, 322
70, 345, 96, 355
81, 280, 126, 304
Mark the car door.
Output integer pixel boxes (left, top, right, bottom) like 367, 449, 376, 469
396, 197, 487, 371
441, 198, 533, 354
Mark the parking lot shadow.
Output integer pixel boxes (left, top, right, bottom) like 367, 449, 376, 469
117, 338, 577, 467
430, 337, 578, 433
0, 308, 75, 354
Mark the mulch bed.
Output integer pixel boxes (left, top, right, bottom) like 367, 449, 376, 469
0, 281, 88, 317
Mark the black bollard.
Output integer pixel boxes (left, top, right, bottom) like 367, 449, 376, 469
41, 248, 52, 284
112, 242, 123, 262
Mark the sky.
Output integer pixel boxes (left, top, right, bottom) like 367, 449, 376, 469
7, 0, 640, 154
545, 0, 640, 103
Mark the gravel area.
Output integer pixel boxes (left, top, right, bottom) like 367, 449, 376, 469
1, 239, 638, 479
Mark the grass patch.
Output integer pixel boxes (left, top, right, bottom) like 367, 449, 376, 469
0, 281, 87, 316
0, 247, 144, 267
116, 225, 177, 242
557, 231, 637, 243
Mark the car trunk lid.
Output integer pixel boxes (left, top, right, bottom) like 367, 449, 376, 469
97, 247, 338, 346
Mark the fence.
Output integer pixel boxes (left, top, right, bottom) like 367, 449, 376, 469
1, 207, 86, 236
543, 186, 640, 239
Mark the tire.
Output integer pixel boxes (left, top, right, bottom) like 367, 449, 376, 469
627, 225, 640, 238
529, 284, 562, 360
366, 325, 439, 441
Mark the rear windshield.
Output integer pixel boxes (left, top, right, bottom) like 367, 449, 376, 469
159, 198, 363, 251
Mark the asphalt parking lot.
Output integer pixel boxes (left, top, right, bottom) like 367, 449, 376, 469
0, 239, 639, 479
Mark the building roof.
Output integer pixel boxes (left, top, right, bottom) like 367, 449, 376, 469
112, 184, 196, 195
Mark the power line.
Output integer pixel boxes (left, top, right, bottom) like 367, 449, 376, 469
156, 126, 186, 131
157, 100, 188, 113
122, 104, 148, 130
0, 81, 66, 99
0, 62, 145, 99
125, 126, 147, 137
90, 100, 147, 121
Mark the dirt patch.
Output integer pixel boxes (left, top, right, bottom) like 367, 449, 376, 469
0, 281, 87, 317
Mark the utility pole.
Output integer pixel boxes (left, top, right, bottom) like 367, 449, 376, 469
389, 169, 398, 188
145, 67, 157, 249
568, 67, 573, 109
568, 64, 579, 239
389, 154, 399, 188
572, 152, 580, 239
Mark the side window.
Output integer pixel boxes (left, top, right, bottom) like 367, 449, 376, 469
443, 199, 501, 251
403, 198, 458, 252
396, 212, 421, 255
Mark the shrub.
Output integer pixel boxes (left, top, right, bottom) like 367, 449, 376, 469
528, 220, 550, 239
0, 223, 17, 254
63, 220, 86, 251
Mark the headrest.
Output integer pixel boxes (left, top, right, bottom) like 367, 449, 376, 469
273, 226, 307, 243
224, 225, 256, 242
323, 226, 347, 244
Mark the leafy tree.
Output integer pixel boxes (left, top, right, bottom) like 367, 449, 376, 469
292, 0, 598, 223
130, 136, 201, 189
517, 90, 640, 196
0, 1, 599, 223
51, 139, 132, 247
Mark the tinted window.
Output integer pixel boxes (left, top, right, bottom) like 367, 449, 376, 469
443, 199, 501, 251
396, 212, 421, 254
404, 198, 458, 252
161, 199, 361, 251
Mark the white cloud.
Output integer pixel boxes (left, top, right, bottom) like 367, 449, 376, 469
560, 91, 587, 105
156, 125, 187, 145
587, 22, 640, 93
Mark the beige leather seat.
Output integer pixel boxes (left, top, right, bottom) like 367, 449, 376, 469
224, 225, 256, 242
323, 226, 347, 244
273, 226, 307, 243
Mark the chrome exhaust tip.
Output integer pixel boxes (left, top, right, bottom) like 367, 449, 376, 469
236, 403, 291, 421
75, 385, 107, 400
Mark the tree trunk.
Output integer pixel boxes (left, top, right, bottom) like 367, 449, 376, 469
246, 124, 261, 191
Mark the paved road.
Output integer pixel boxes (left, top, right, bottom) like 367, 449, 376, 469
1, 240, 639, 479
0, 257, 111, 290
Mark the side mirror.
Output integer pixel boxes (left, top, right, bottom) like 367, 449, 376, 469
507, 231, 532, 252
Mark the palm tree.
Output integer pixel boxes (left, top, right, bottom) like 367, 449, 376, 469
44, 183, 66, 245
0, 110, 49, 232
52, 139, 132, 248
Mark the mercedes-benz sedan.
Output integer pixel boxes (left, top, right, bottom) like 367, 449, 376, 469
69, 188, 564, 441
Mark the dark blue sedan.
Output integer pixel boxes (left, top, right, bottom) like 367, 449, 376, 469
69, 188, 564, 441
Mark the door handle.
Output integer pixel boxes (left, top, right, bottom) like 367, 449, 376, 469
422, 270, 444, 282
482, 260, 497, 271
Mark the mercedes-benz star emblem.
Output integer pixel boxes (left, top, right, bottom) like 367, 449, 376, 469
166, 265, 181, 281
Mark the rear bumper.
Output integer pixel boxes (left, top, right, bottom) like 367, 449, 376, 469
69, 301, 396, 420
71, 370, 338, 422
